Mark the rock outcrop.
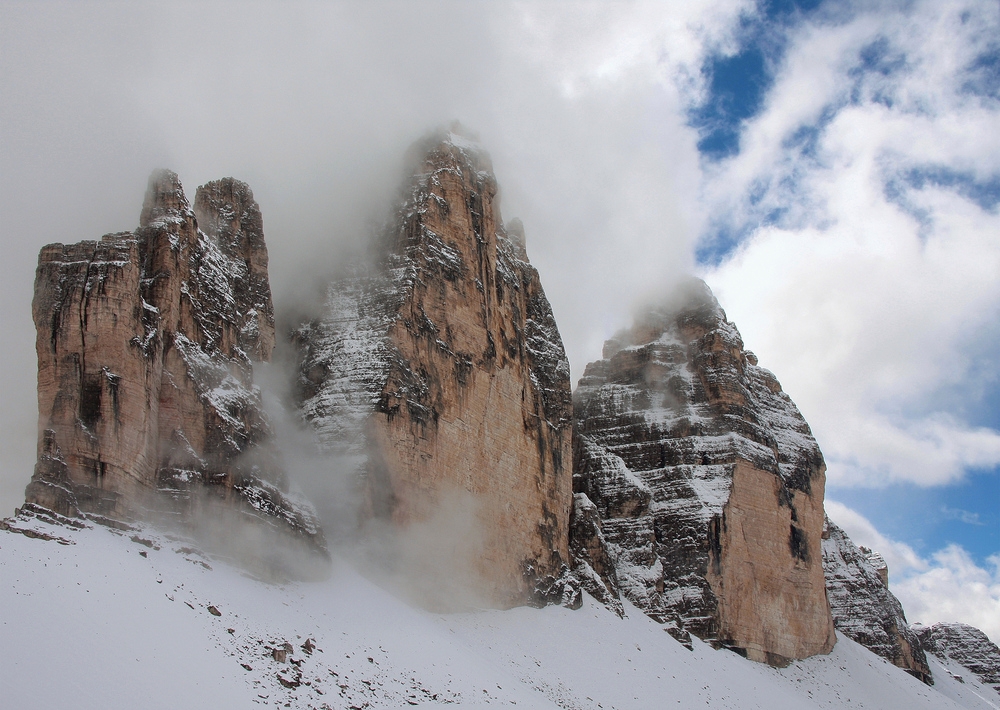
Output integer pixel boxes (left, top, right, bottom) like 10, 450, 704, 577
822, 517, 931, 683
916, 623, 1000, 693
28, 170, 326, 575
571, 277, 835, 665
294, 130, 573, 606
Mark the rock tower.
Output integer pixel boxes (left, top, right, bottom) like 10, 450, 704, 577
28, 170, 325, 573
571, 277, 835, 665
294, 131, 573, 606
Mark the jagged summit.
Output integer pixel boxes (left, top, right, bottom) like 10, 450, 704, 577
570, 276, 835, 665
139, 168, 190, 227
27, 169, 326, 578
294, 133, 573, 607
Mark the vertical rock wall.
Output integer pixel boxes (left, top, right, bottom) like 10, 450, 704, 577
572, 278, 835, 665
28, 170, 325, 571
30, 236, 154, 516
295, 132, 573, 606
822, 517, 931, 683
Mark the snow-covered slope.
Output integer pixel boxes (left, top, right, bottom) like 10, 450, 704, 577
3, 511, 995, 710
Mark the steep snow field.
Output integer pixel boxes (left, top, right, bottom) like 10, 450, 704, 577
1, 513, 997, 710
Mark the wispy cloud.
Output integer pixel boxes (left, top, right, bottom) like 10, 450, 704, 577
941, 506, 986, 526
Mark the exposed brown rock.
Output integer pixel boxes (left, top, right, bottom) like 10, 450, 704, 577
822, 517, 932, 683
28, 170, 326, 576
294, 130, 573, 606
571, 277, 835, 665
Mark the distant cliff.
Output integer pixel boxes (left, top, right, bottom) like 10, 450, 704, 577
293, 130, 573, 606
823, 516, 931, 683
27, 170, 326, 576
916, 622, 1000, 694
570, 278, 835, 665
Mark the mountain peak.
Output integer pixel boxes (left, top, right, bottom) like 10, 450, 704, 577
139, 168, 191, 228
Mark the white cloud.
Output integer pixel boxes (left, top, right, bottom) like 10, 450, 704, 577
703, 0, 1000, 487
895, 547, 1000, 646
827, 500, 1000, 645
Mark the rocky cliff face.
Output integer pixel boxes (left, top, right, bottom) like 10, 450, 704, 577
28, 170, 325, 575
822, 517, 931, 683
294, 131, 573, 607
916, 623, 1000, 693
571, 278, 835, 665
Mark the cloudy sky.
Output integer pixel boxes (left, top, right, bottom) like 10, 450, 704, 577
2, 0, 998, 641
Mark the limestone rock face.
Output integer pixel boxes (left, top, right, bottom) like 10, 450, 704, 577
571, 278, 835, 665
822, 517, 931, 683
294, 131, 573, 606
568, 490, 624, 617
28, 170, 325, 574
916, 623, 1000, 694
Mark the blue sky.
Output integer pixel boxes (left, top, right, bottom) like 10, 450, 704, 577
832, 473, 999, 564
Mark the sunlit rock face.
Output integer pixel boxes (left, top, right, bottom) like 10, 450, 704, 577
916, 622, 1000, 694
571, 278, 835, 665
294, 131, 573, 607
28, 170, 326, 576
822, 517, 932, 683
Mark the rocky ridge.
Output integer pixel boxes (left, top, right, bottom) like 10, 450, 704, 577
916, 623, 1000, 694
294, 130, 573, 606
570, 277, 835, 665
822, 516, 931, 683
27, 170, 326, 576
20, 132, 993, 688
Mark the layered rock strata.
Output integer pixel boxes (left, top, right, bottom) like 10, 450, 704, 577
294, 131, 573, 606
28, 170, 325, 573
822, 517, 931, 683
916, 623, 1000, 693
571, 278, 835, 665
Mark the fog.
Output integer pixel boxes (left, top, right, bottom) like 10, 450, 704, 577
1, 2, 716, 517
256, 354, 495, 607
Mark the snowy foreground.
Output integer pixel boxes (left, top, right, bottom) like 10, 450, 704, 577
1, 514, 997, 710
